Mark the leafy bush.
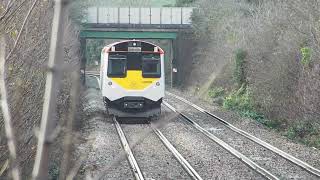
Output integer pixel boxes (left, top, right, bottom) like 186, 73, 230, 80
300, 47, 312, 67
234, 49, 247, 86
208, 87, 225, 98
286, 122, 320, 148
223, 85, 264, 121
240, 110, 264, 121
86, 39, 105, 65
260, 119, 284, 129
223, 84, 250, 111
49, 162, 60, 180
286, 122, 316, 139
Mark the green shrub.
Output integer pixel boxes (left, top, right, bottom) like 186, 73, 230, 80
223, 84, 249, 111
86, 39, 105, 65
240, 110, 264, 121
223, 85, 264, 121
286, 122, 320, 148
49, 162, 59, 180
208, 87, 225, 98
286, 122, 316, 139
300, 47, 312, 66
260, 119, 284, 129
233, 49, 247, 86
308, 137, 320, 149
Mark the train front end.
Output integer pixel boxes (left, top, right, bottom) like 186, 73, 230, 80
100, 40, 165, 118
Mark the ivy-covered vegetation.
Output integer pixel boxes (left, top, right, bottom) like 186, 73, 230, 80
300, 47, 312, 67
86, 39, 105, 68
208, 87, 225, 99
286, 122, 320, 148
233, 49, 247, 87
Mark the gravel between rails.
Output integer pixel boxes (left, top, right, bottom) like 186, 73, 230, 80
166, 89, 320, 170
158, 107, 265, 180
74, 85, 133, 180
165, 90, 320, 179
120, 120, 191, 180
78, 116, 134, 180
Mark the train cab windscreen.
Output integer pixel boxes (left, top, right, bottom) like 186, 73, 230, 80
107, 55, 127, 77
142, 54, 161, 78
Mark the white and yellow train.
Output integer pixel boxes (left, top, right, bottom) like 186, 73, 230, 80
100, 40, 165, 118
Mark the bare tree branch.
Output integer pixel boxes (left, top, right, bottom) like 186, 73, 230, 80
31, 0, 69, 179
58, 70, 80, 179
0, 35, 20, 180
0, 0, 28, 28
5, 0, 39, 61
0, 0, 14, 21
66, 155, 87, 180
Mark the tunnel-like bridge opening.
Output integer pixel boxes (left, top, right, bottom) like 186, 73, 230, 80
80, 6, 195, 87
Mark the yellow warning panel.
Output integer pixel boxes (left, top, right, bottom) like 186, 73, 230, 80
111, 70, 159, 90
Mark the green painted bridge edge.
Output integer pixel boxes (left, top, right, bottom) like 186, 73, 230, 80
80, 31, 177, 39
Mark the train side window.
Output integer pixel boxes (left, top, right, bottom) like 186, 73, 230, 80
142, 55, 161, 78
107, 55, 127, 77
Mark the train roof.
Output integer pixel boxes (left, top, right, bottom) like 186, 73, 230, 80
102, 40, 164, 54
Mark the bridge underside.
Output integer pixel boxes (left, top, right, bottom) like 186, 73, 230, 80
80, 30, 177, 39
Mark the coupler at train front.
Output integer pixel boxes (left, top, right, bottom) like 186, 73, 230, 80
104, 97, 162, 119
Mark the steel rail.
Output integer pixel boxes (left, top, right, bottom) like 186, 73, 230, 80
151, 125, 203, 180
113, 117, 145, 180
166, 91, 320, 178
163, 101, 279, 180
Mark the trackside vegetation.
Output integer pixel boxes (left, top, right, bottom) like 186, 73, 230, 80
207, 49, 320, 148
181, 0, 320, 149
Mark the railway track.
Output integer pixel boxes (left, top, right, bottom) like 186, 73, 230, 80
113, 112, 276, 179
165, 91, 320, 179
113, 117, 145, 180
113, 116, 203, 180
163, 102, 279, 179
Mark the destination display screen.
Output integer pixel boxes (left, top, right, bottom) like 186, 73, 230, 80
128, 46, 142, 52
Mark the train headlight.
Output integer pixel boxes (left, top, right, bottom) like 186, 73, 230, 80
108, 81, 112, 86
156, 82, 160, 86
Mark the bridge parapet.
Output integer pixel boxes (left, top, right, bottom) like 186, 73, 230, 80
85, 7, 194, 28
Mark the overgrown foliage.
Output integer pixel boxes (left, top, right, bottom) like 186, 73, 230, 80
191, 0, 320, 148
300, 47, 312, 67
208, 87, 225, 98
86, 39, 105, 66
286, 122, 320, 148
233, 49, 247, 86
223, 85, 264, 121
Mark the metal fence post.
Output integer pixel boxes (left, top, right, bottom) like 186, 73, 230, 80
118, 7, 120, 25
107, 7, 110, 23
160, 7, 162, 25
139, 7, 141, 24
170, 7, 173, 24
149, 7, 152, 24
129, 7, 131, 24
181, 7, 183, 24
97, 7, 99, 24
